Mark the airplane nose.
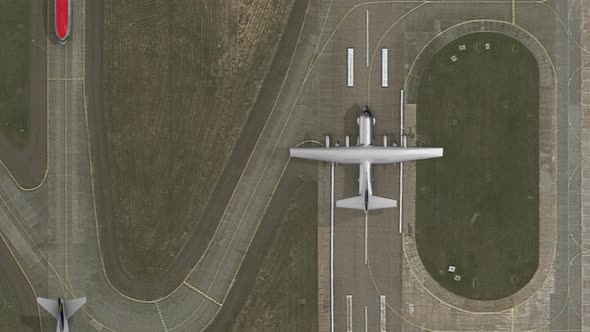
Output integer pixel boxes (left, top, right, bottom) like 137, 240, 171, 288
361, 105, 373, 117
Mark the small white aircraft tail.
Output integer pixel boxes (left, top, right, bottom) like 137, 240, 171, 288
37, 296, 86, 332
37, 297, 86, 319
336, 195, 397, 211
64, 298, 86, 319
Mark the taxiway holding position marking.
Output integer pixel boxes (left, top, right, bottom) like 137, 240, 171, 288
182, 281, 222, 307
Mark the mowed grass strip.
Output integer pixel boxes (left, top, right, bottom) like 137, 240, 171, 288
0, 270, 22, 331
0, 238, 37, 332
0, 1, 29, 147
415, 33, 539, 300
103, 0, 293, 278
230, 178, 318, 332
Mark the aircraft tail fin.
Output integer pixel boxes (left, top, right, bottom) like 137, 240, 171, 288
336, 195, 397, 211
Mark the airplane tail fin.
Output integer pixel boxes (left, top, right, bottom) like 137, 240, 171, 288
336, 195, 397, 211
37, 297, 87, 320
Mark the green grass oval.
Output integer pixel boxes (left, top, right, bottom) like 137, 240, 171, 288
415, 32, 539, 301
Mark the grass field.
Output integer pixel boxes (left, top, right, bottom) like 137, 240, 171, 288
0, 1, 29, 147
415, 32, 539, 300
0, 270, 22, 331
103, 0, 294, 278
230, 177, 318, 332
0, 238, 36, 332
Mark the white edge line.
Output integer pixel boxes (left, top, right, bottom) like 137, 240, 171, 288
364, 305, 368, 332
399, 89, 405, 234
330, 161, 335, 332
364, 213, 368, 264
366, 10, 370, 67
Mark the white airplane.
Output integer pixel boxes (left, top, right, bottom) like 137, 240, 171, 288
290, 106, 443, 214
37, 296, 86, 332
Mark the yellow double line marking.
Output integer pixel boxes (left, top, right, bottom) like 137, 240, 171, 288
183, 281, 222, 307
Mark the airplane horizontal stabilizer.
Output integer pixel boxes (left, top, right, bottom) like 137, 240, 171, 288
65, 297, 87, 319
336, 195, 397, 211
37, 297, 58, 319
336, 195, 366, 210
368, 195, 397, 210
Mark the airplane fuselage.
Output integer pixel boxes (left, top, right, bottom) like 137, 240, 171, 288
55, 0, 71, 44
357, 107, 375, 212
58, 297, 69, 332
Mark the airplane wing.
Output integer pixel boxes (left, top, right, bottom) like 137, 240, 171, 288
37, 297, 59, 319
290, 146, 443, 164
65, 297, 87, 319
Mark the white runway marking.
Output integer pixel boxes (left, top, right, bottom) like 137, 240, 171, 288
364, 305, 368, 332
347, 48, 354, 87
380, 295, 387, 332
399, 89, 405, 234
381, 48, 388, 87
346, 295, 353, 332
366, 10, 370, 67
364, 213, 368, 264
330, 162, 335, 332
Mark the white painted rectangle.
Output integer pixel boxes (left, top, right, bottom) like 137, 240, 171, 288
381, 48, 389, 87
380, 295, 387, 332
399, 89, 405, 234
346, 295, 353, 332
347, 48, 354, 87
364, 306, 368, 332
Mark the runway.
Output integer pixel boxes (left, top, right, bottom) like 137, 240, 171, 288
301, 0, 584, 330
